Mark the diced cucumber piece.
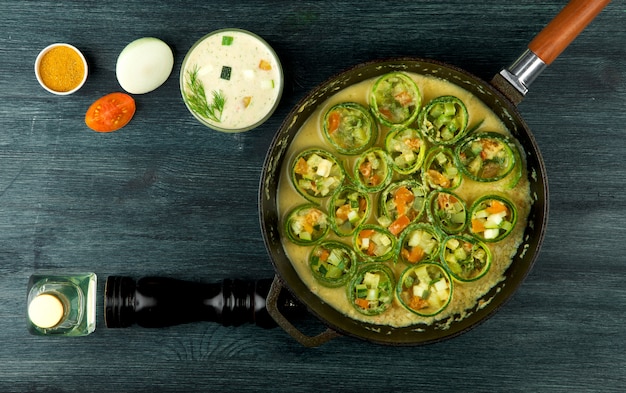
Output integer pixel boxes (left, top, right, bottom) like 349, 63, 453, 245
366, 288, 379, 301
355, 284, 368, 298
453, 247, 467, 260
363, 272, 380, 289
451, 212, 466, 224
326, 266, 343, 278
433, 279, 448, 292
307, 153, 323, 168
408, 231, 422, 247
347, 210, 360, 224
415, 266, 431, 285
483, 228, 500, 239
377, 215, 392, 228
326, 249, 343, 266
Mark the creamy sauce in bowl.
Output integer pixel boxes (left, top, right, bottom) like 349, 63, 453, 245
180, 29, 283, 132
277, 72, 532, 328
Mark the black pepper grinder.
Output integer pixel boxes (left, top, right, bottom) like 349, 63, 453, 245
104, 276, 304, 329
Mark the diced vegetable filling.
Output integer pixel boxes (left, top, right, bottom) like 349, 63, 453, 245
293, 151, 343, 198
288, 207, 328, 243
471, 198, 515, 241
432, 192, 466, 233
356, 227, 394, 259
310, 243, 354, 283
400, 265, 451, 314
371, 73, 420, 125
352, 270, 394, 314
381, 182, 427, 236
442, 237, 490, 281
385, 127, 423, 173
332, 188, 369, 235
357, 150, 390, 189
457, 134, 515, 181
420, 96, 467, 144
423, 148, 461, 190
324, 103, 375, 154
401, 227, 440, 264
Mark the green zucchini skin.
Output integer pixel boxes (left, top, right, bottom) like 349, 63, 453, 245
468, 194, 518, 243
348, 263, 396, 316
455, 132, 516, 182
369, 72, 421, 127
418, 95, 469, 145
396, 262, 453, 317
426, 190, 468, 235
284, 204, 330, 246
384, 126, 425, 175
353, 148, 392, 193
322, 102, 378, 155
291, 148, 345, 202
329, 185, 371, 237
422, 146, 463, 191
309, 241, 357, 287
440, 235, 492, 282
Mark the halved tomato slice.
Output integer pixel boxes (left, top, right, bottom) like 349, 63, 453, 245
85, 92, 136, 132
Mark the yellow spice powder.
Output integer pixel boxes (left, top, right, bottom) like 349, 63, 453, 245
39, 46, 85, 92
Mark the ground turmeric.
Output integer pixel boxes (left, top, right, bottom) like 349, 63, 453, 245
38, 45, 85, 92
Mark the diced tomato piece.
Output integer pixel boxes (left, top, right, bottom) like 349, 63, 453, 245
427, 170, 451, 188
394, 91, 413, 107
379, 107, 392, 119
437, 193, 457, 210
335, 204, 351, 221
367, 241, 376, 256
404, 138, 421, 150
388, 215, 410, 236
359, 229, 375, 239
355, 298, 369, 309
486, 200, 508, 215
409, 295, 429, 310
394, 186, 414, 216
402, 246, 425, 263
471, 219, 486, 233
327, 111, 340, 134
294, 157, 308, 175
359, 197, 367, 212
359, 161, 372, 178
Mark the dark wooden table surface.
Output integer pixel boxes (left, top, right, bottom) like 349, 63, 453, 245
2, 1, 625, 391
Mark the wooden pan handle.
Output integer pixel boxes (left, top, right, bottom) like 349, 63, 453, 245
529, 0, 611, 65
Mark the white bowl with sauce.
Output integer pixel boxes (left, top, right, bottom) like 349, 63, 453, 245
180, 29, 284, 132
35, 43, 88, 95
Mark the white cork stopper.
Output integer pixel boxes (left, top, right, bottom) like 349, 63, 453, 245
28, 293, 65, 329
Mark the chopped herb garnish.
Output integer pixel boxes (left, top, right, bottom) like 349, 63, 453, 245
183, 65, 226, 123
220, 66, 232, 80
222, 36, 233, 46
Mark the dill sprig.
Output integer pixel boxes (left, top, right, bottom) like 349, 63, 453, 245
183, 65, 225, 123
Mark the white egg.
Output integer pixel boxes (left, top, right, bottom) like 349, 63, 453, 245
116, 37, 174, 94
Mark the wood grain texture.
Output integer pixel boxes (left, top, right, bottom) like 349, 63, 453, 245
1, 0, 625, 392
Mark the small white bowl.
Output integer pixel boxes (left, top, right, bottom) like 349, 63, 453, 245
180, 29, 284, 132
35, 43, 88, 95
